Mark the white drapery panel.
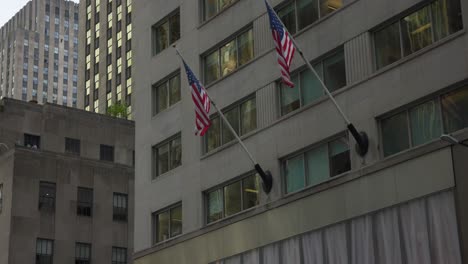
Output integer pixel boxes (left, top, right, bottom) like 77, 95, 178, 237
214, 191, 461, 264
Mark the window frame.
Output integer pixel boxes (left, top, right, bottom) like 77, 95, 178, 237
75, 242, 91, 264
152, 133, 182, 178
281, 133, 351, 195
152, 70, 181, 116
99, 144, 115, 162
201, 0, 239, 22
152, 202, 183, 244
111, 246, 127, 264
65, 137, 81, 155
151, 8, 180, 56
202, 25, 254, 85
24, 133, 41, 149
38, 181, 56, 211
205, 171, 261, 224
36, 238, 54, 264
77, 187, 93, 217
113, 192, 128, 222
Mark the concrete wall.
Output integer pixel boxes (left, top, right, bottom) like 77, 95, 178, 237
134, 0, 468, 260
0, 150, 14, 264
7, 148, 134, 264
453, 141, 468, 263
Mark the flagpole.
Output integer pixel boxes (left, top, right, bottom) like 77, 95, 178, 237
265, 0, 369, 156
173, 46, 273, 193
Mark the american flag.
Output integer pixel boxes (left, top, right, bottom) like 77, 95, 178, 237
182, 61, 212, 136
265, 0, 296, 87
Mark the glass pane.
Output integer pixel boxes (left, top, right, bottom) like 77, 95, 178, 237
442, 87, 468, 133
157, 143, 169, 175
222, 108, 239, 144
323, 50, 346, 92
220, 0, 235, 10
375, 22, 402, 69
298, 0, 319, 30
170, 206, 182, 237
301, 66, 323, 105
208, 189, 223, 223
169, 13, 180, 44
382, 112, 410, 157
320, 0, 342, 17
278, 2, 297, 34
237, 29, 254, 66
306, 144, 329, 186
170, 137, 182, 169
169, 74, 181, 106
329, 137, 350, 177
240, 98, 257, 135
204, 0, 218, 20
409, 100, 442, 146
285, 155, 305, 193
156, 83, 168, 113
157, 211, 170, 242
204, 51, 220, 84
224, 181, 242, 217
401, 6, 433, 56
206, 116, 221, 152
432, 0, 463, 41
281, 74, 300, 115
242, 174, 260, 210
220, 40, 237, 77
155, 21, 169, 54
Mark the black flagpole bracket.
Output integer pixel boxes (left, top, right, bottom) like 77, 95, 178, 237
255, 164, 273, 194
347, 124, 369, 157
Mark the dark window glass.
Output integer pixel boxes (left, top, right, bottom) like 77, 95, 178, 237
25, 133, 41, 149
77, 188, 93, 217
75, 243, 91, 264
329, 137, 350, 176
152, 10, 180, 55
36, 239, 54, 264
39, 182, 56, 211
100, 144, 114, 161
203, 0, 237, 20
298, 0, 319, 30
278, 2, 296, 34
113, 193, 128, 222
381, 112, 410, 156
153, 73, 181, 115
65, 137, 80, 155
153, 204, 182, 243
153, 134, 182, 178
442, 88, 468, 133
323, 50, 346, 92
111, 247, 127, 264
374, 22, 402, 69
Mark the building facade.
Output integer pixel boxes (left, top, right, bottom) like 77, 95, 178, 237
0, 0, 79, 107
133, 0, 468, 263
0, 98, 134, 263
78, 0, 134, 119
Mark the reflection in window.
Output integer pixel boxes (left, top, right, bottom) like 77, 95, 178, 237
203, 28, 254, 84
374, 0, 463, 69
152, 72, 181, 115
381, 85, 468, 157
207, 173, 260, 223
153, 203, 182, 243
203, 0, 237, 21
205, 96, 257, 153
280, 49, 346, 116
153, 134, 182, 177
284, 136, 350, 194
152, 10, 180, 55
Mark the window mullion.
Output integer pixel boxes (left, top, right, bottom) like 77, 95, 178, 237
406, 110, 413, 148
240, 179, 244, 211
167, 141, 172, 170
438, 96, 446, 133
295, 0, 299, 32
398, 20, 404, 58
168, 208, 172, 239
428, 3, 436, 44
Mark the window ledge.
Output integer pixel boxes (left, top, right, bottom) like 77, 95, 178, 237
151, 101, 181, 120
197, 1, 241, 29
204, 204, 260, 227
200, 130, 258, 160
151, 39, 181, 61
151, 165, 182, 183
152, 233, 184, 247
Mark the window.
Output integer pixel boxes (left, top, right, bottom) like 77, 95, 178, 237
152, 9, 180, 55
203, 28, 254, 84
100, 144, 114, 161
203, 0, 238, 21
113, 193, 128, 221
65, 137, 80, 155
207, 173, 260, 223
75, 243, 91, 264
77, 188, 93, 217
0, 184, 3, 214
283, 136, 350, 194
152, 72, 181, 115
279, 49, 346, 115
380, 84, 468, 157
25, 133, 41, 149
205, 96, 256, 153
374, 0, 463, 69
112, 247, 127, 264
152, 203, 182, 243
277, 0, 343, 34
153, 134, 182, 178
36, 239, 54, 264
39, 182, 56, 211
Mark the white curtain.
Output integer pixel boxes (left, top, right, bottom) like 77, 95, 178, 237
374, 207, 403, 264
223, 255, 241, 264
302, 231, 324, 264
325, 223, 349, 264
350, 215, 374, 264
242, 249, 260, 264
427, 191, 462, 264
399, 198, 431, 264
262, 243, 280, 264
281, 237, 301, 264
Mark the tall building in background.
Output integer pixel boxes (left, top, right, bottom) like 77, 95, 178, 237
0, 0, 79, 107
133, 0, 468, 263
78, 0, 133, 119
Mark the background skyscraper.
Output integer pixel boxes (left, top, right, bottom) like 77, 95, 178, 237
78, 0, 133, 119
0, 0, 80, 107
